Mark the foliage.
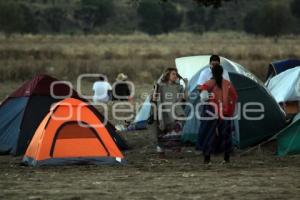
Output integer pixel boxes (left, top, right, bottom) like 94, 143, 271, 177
0, 0, 298, 36
81, 0, 114, 26
244, 3, 296, 36
43, 6, 66, 32
0, 1, 24, 35
137, 0, 163, 35
161, 2, 183, 33
291, 0, 300, 19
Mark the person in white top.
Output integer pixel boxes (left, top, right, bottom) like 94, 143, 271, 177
197, 55, 230, 86
92, 76, 112, 103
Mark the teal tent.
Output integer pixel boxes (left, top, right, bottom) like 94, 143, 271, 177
176, 55, 286, 149
277, 113, 300, 156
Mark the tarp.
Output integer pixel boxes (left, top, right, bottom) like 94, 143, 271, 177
267, 67, 300, 103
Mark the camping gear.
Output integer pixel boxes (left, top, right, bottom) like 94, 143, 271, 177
265, 59, 300, 84
22, 98, 125, 166
267, 67, 300, 116
176, 55, 286, 149
0, 74, 80, 155
276, 113, 300, 156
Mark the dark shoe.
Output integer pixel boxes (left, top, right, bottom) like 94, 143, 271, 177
204, 155, 211, 164
224, 153, 230, 163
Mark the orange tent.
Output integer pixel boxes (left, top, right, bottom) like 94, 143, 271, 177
22, 98, 125, 166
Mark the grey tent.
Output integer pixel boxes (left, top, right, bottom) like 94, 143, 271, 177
176, 55, 286, 149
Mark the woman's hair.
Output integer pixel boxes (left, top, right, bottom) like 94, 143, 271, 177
212, 64, 223, 88
99, 76, 105, 81
161, 67, 182, 83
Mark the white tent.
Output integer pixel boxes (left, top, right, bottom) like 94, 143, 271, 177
175, 55, 261, 93
267, 67, 300, 103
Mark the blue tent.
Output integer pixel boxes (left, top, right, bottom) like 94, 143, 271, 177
0, 75, 80, 156
266, 59, 300, 82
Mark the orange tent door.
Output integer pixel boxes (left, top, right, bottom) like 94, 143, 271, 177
51, 122, 110, 158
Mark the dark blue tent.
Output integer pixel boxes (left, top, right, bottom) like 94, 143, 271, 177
266, 59, 300, 81
0, 75, 80, 156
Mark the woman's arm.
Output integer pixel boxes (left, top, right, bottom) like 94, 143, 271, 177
198, 79, 214, 92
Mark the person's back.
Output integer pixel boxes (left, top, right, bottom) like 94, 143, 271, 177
114, 82, 130, 99
200, 79, 237, 117
197, 64, 237, 164
93, 80, 112, 103
112, 73, 131, 101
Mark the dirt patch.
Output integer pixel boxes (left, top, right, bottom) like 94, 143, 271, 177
1, 127, 300, 200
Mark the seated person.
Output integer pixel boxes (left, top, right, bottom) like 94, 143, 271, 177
112, 73, 131, 101
92, 76, 112, 103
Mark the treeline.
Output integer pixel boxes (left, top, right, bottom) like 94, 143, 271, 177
0, 0, 300, 36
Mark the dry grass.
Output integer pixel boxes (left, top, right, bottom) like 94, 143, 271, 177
0, 32, 300, 83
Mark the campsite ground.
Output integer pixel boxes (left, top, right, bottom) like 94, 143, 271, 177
1, 129, 300, 200
1, 84, 300, 200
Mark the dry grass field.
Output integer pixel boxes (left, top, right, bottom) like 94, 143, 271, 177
1, 32, 300, 83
